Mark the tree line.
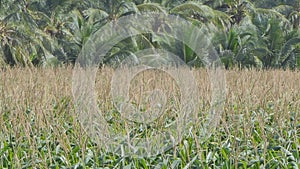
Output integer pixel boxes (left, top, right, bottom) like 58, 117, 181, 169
0, 0, 299, 69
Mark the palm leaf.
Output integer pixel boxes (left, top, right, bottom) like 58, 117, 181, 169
117, 2, 139, 17
170, 2, 231, 29
83, 8, 109, 24
251, 7, 291, 30
273, 5, 294, 17
170, 2, 214, 20
278, 37, 300, 66
137, 3, 168, 14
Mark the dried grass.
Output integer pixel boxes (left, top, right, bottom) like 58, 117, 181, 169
0, 67, 299, 167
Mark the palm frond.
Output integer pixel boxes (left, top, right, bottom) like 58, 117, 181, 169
170, 2, 214, 20
273, 5, 294, 17
278, 37, 300, 65
170, 1, 231, 29
83, 8, 109, 24
137, 3, 167, 14
251, 7, 291, 29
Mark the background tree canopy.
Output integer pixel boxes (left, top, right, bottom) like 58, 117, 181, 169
0, 0, 299, 69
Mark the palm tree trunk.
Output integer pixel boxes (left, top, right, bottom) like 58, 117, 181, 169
3, 44, 15, 66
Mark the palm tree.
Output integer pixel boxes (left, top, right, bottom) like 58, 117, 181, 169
27, 0, 84, 65
0, 0, 75, 66
1, 0, 299, 68
272, 2, 300, 29
66, 0, 143, 65
246, 4, 300, 68
81, 0, 139, 26
170, 1, 231, 29
0, 0, 40, 66
147, 1, 230, 66
0, 21, 15, 66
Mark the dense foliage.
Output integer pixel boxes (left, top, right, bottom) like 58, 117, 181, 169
0, 0, 300, 68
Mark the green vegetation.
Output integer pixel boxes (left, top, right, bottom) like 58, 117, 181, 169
1, 0, 300, 168
0, 0, 300, 68
1, 68, 300, 168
